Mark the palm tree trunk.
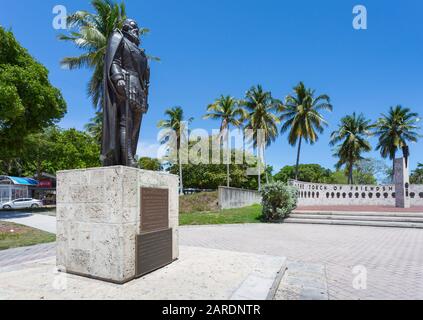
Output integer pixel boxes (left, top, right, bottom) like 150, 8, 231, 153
349, 162, 354, 185
258, 151, 262, 192
392, 150, 397, 183
264, 150, 269, 184
226, 131, 230, 188
178, 151, 184, 195
295, 137, 302, 180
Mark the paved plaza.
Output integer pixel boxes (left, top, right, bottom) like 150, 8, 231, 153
179, 223, 423, 300
0, 223, 422, 300
0, 246, 285, 300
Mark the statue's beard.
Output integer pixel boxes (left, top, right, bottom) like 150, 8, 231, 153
123, 30, 140, 46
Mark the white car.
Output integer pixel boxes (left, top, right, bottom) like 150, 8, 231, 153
2, 198, 43, 210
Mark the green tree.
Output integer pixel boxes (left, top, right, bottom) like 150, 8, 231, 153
203, 95, 246, 187
328, 170, 348, 184
241, 85, 280, 190
411, 163, 423, 184
0, 27, 67, 162
355, 158, 389, 184
330, 113, 373, 184
158, 107, 193, 194
20, 127, 101, 176
138, 157, 162, 171
280, 82, 332, 180
374, 105, 421, 181
274, 164, 332, 184
169, 147, 269, 190
85, 111, 103, 144
21, 130, 56, 179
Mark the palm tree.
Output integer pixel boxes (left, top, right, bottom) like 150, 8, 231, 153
374, 105, 420, 180
330, 113, 373, 184
158, 107, 193, 195
58, 0, 128, 109
241, 85, 280, 191
280, 82, 333, 180
203, 95, 246, 187
58, 0, 153, 109
84, 112, 103, 144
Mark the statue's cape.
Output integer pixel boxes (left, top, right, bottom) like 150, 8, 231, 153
101, 30, 124, 166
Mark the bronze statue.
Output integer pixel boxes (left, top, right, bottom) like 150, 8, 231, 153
101, 19, 150, 167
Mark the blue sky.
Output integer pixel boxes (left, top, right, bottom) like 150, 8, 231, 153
1, 0, 422, 173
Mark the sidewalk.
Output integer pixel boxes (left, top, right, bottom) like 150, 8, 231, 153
0, 212, 56, 234
0, 246, 286, 300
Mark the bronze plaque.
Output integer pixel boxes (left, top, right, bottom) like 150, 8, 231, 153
140, 188, 169, 233
136, 228, 173, 277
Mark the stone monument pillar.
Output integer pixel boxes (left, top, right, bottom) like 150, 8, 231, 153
56, 166, 179, 284
394, 157, 411, 209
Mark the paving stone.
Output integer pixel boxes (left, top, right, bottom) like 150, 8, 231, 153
179, 223, 423, 300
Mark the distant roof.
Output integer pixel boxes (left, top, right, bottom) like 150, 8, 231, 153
0, 176, 39, 186
34, 172, 56, 180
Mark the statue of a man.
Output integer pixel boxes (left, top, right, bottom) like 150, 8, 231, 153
101, 18, 150, 167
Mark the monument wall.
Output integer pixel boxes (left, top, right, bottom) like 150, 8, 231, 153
290, 180, 423, 207
218, 186, 262, 210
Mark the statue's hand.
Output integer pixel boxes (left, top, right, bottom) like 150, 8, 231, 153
116, 80, 126, 96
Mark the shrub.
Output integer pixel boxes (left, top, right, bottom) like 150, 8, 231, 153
261, 182, 297, 221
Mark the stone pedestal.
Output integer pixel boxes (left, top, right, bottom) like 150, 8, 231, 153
394, 157, 410, 209
56, 166, 179, 284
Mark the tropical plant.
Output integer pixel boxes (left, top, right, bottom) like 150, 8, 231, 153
0, 26, 66, 159
138, 157, 162, 171
0, 27, 67, 162
158, 107, 193, 194
85, 111, 103, 144
19, 127, 101, 177
203, 95, 246, 187
330, 113, 373, 184
168, 145, 270, 190
410, 163, 423, 184
280, 82, 332, 180
241, 85, 280, 190
58, 0, 128, 109
261, 182, 297, 221
374, 105, 420, 181
273, 164, 332, 184
58, 0, 155, 110
354, 158, 390, 184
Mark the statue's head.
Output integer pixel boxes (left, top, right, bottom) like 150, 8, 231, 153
122, 18, 140, 45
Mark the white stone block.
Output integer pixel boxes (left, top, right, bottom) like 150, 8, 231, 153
56, 166, 179, 283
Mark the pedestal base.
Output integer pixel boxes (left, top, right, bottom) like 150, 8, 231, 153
56, 166, 179, 283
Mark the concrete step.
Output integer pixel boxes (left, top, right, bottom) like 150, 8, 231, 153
293, 210, 423, 218
284, 217, 423, 229
290, 214, 423, 223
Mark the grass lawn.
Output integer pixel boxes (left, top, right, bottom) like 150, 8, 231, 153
180, 204, 263, 226
0, 221, 56, 251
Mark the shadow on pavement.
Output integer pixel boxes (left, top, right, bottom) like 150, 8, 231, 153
0, 211, 34, 219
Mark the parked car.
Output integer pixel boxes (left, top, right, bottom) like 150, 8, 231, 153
2, 198, 43, 209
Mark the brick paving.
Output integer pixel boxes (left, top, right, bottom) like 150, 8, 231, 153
180, 224, 423, 300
